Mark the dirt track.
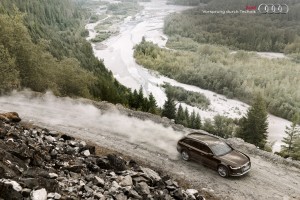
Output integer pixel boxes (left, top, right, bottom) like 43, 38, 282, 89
0, 93, 299, 200
42, 124, 300, 200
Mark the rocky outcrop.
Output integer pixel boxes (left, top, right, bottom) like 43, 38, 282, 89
0, 114, 204, 200
0, 112, 21, 123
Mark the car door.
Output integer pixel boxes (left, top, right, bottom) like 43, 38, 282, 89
181, 139, 201, 160
197, 143, 219, 169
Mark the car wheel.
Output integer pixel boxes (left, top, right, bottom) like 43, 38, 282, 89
218, 165, 229, 177
181, 150, 190, 161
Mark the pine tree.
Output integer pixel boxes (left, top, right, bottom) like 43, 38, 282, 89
162, 94, 176, 119
292, 137, 300, 160
203, 118, 214, 133
236, 94, 268, 149
214, 115, 226, 137
0, 45, 19, 93
189, 110, 196, 128
148, 93, 157, 114
281, 113, 300, 155
194, 113, 201, 129
137, 86, 144, 110
131, 89, 139, 109
128, 90, 134, 108
184, 107, 190, 127
176, 104, 185, 124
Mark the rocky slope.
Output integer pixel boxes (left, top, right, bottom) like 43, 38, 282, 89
0, 115, 204, 200
0, 92, 300, 200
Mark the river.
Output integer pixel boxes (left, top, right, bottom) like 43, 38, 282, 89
85, 0, 291, 152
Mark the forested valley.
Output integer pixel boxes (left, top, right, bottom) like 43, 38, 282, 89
134, 0, 300, 122
134, 39, 300, 121
0, 0, 131, 104
164, 0, 300, 53
132, 0, 300, 157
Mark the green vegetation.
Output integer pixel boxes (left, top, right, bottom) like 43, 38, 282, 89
128, 87, 158, 114
107, 2, 142, 16
164, 84, 210, 109
162, 94, 177, 120
90, 1, 142, 44
134, 39, 300, 121
236, 95, 269, 149
0, 45, 20, 93
89, 14, 100, 23
93, 16, 120, 43
0, 0, 130, 103
164, 0, 300, 53
91, 33, 111, 43
279, 114, 300, 160
202, 115, 237, 139
162, 96, 202, 130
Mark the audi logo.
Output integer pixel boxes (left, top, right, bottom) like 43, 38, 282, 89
258, 4, 289, 14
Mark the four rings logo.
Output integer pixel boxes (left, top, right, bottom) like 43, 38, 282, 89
258, 4, 289, 14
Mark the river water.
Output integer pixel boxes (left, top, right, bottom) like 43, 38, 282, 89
85, 0, 291, 152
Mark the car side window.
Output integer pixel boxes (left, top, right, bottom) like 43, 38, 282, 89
181, 139, 190, 145
182, 139, 198, 148
197, 143, 212, 154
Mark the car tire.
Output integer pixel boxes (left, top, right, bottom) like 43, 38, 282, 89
218, 165, 229, 178
181, 150, 190, 161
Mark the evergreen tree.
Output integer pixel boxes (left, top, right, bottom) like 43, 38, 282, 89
194, 113, 201, 129
214, 115, 226, 137
162, 94, 176, 119
137, 86, 144, 109
281, 113, 300, 155
0, 45, 19, 93
184, 107, 190, 127
202, 118, 214, 133
176, 104, 185, 124
131, 89, 139, 109
128, 90, 134, 108
236, 94, 268, 149
148, 93, 157, 114
292, 137, 300, 160
189, 110, 196, 128
184, 107, 190, 126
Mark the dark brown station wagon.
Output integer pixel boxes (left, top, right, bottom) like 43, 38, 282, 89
177, 132, 251, 177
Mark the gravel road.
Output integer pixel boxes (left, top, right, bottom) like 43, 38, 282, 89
0, 92, 299, 200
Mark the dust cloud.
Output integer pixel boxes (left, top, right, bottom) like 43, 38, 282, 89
0, 90, 184, 159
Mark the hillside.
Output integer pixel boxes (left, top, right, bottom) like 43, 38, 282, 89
0, 91, 299, 200
0, 0, 129, 104
0, 114, 205, 200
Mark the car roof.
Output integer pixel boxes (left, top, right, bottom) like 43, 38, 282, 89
185, 132, 224, 146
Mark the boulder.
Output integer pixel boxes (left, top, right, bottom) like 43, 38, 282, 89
120, 175, 133, 187
107, 154, 127, 171
0, 112, 21, 122
136, 182, 150, 195
30, 188, 47, 200
0, 179, 23, 200
94, 176, 105, 187
141, 167, 161, 182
